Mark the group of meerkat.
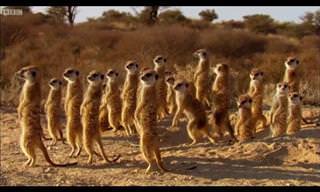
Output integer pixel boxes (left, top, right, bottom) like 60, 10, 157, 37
16, 49, 305, 174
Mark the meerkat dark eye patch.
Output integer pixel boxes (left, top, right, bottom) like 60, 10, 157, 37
31, 71, 36, 77
284, 85, 288, 88
145, 73, 152, 78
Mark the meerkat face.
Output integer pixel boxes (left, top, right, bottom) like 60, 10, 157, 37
106, 69, 119, 82
173, 80, 189, 93
165, 76, 175, 86
140, 70, 158, 87
285, 57, 299, 70
125, 61, 139, 74
49, 78, 63, 90
250, 68, 264, 81
289, 92, 302, 105
63, 68, 80, 82
193, 49, 208, 60
16, 66, 39, 83
276, 82, 289, 95
87, 71, 104, 86
214, 63, 229, 76
237, 94, 252, 109
153, 55, 167, 67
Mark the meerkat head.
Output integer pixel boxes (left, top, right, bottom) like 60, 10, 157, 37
106, 69, 119, 82
173, 80, 189, 93
214, 63, 229, 76
63, 68, 80, 83
153, 55, 167, 68
16, 65, 39, 83
140, 69, 158, 87
193, 49, 208, 60
237, 94, 252, 109
165, 75, 175, 86
288, 92, 302, 105
276, 82, 289, 95
250, 68, 264, 81
285, 57, 299, 70
87, 71, 104, 86
125, 60, 139, 74
49, 78, 63, 90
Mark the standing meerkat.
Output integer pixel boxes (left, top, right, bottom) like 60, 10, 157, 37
121, 61, 140, 136
44, 78, 64, 145
248, 68, 267, 135
63, 68, 83, 157
165, 75, 177, 115
16, 66, 77, 167
103, 69, 122, 132
235, 94, 254, 142
270, 82, 289, 138
193, 49, 211, 108
211, 63, 236, 142
283, 57, 300, 93
154, 55, 169, 119
135, 69, 168, 174
171, 80, 218, 145
81, 71, 120, 164
287, 92, 303, 135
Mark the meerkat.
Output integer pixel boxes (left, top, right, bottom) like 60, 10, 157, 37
287, 92, 303, 135
211, 63, 236, 142
102, 69, 122, 132
121, 61, 140, 136
44, 78, 64, 145
235, 94, 254, 142
16, 66, 77, 167
63, 68, 83, 157
165, 75, 177, 115
270, 82, 289, 138
193, 49, 211, 108
81, 71, 121, 164
171, 80, 218, 145
135, 69, 168, 173
284, 57, 300, 93
154, 55, 169, 119
248, 68, 267, 135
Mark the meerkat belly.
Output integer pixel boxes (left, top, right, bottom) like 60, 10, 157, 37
252, 95, 263, 115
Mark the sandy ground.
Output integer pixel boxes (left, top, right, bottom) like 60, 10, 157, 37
0, 106, 319, 186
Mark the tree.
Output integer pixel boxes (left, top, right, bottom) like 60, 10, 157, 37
139, 6, 159, 25
46, 6, 77, 26
101, 9, 135, 23
158, 10, 190, 24
66, 6, 77, 26
138, 6, 170, 25
199, 9, 218, 22
243, 14, 276, 34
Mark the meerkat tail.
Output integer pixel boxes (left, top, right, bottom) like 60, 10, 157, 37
38, 142, 77, 167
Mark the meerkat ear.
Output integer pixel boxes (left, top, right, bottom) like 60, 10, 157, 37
164, 58, 167, 62
185, 83, 189, 88
115, 72, 119, 76
100, 74, 104, 80
76, 71, 79, 76
155, 74, 159, 80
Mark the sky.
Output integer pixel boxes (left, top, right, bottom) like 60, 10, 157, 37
30, 6, 320, 23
